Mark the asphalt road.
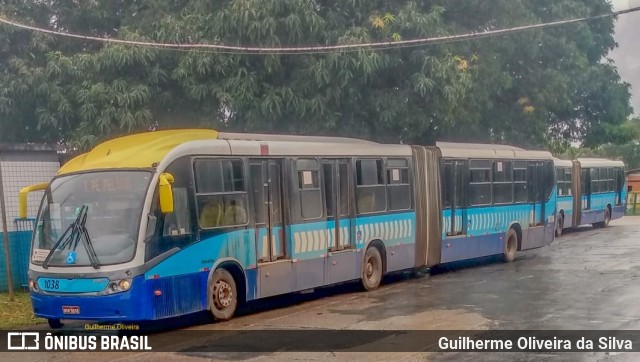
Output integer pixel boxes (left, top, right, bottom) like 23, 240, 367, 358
3, 217, 640, 361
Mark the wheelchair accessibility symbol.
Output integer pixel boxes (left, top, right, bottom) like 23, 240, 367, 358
66, 251, 77, 265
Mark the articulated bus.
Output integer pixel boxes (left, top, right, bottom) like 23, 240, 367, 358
554, 158, 626, 236
20, 130, 557, 328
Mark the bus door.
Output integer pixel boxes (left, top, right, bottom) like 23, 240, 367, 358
442, 160, 467, 236
528, 161, 545, 226
323, 159, 357, 284
250, 159, 291, 297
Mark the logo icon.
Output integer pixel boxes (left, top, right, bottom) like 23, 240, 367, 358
66, 251, 77, 265
7, 332, 39, 350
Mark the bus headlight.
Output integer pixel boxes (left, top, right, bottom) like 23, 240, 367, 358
29, 279, 38, 291
118, 279, 131, 291
106, 279, 132, 294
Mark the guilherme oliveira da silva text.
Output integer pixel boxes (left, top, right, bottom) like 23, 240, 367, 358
439, 336, 633, 351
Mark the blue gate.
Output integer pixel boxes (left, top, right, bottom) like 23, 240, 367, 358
0, 219, 35, 292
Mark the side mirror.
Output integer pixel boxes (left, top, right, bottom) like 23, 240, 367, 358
158, 173, 175, 214
19, 183, 49, 219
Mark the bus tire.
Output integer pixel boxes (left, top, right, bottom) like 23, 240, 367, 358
47, 318, 63, 329
604, 207, 611, 227
208, 269, 238, 321
594, 207, 611, 229
555, 213, 564, 237
362, 246, 383, 291
503, 229, 518, 263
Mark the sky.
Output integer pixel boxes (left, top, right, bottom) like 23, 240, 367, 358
610, 0, 640, 116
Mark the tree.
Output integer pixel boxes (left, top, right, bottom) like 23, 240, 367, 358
0, 0, 633, 151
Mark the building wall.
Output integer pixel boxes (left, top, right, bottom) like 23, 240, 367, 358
628, 174, 640, 192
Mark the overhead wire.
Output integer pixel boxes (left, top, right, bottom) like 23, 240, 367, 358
0, 6, 639, 55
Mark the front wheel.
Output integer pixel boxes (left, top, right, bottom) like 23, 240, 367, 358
362, 246, 383, 291
208, 269, 238, 321
48, 318, 63, 329
503, 229, 518, 263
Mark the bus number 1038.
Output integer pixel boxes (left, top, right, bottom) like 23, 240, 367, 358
44, 279, 60, 290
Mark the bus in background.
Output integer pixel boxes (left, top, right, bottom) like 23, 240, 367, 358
19, 130, 556, 328
554, 158, 574, 237
437, 143, 556, 264
554, 158, 626, 234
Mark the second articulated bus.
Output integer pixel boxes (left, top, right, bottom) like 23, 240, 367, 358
20, 130, 557, 327
554, 158, 626, 236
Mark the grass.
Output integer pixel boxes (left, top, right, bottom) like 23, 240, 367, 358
0, 292, 45, 329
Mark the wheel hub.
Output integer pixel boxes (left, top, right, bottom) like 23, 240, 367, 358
366, 261, 374, 278
213, 280, 233, 309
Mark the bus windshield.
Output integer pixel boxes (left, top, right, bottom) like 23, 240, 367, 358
32, 171, 151, 267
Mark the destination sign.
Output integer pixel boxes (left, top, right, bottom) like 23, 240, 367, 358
80, 173, 147, 193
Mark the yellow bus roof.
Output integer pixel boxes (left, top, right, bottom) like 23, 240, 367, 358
58, 129, 219, 175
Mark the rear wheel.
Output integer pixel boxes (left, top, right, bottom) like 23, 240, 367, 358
604, 207, 611, 227
47, 318, 63, 329
555, 213, 564, 237
594, 207, 611, 229
503, 229, 518, 263
208, 269, 238, 321
362, 246, 383, 291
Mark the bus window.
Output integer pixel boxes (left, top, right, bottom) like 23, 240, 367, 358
146, 157, 194, 261
297, 159, 323, 220
356, 159, 387, 213
442, 161, 453, 209
591, 168, 600, 194
387, 158, 411, 211
250, 163, 267, 224
581, 169, 589, 196
513, 162, 527, 203
323, 162, 335, 217
564, 168, 573, 196
544, 161, 555, 200
194, 159, 248, 228
607, 168, 615, 192
492, 161, 513, 204
469, 160, 492, 206
556, 167, 564, 196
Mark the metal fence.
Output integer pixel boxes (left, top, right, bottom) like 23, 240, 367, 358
627, 193, 640, 216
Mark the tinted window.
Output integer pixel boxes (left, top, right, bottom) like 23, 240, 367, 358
442, 162, 453, 209
387, 158, 411, 210
356, 158, 387, 213
357, 159, 384, 185
492, 161, 513, 204
297, 159, 323, 220
194, 159, 244, 193
469, 160, 492, 205
194, 159, 248, 228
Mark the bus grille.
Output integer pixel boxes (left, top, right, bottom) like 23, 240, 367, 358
151, 274, 204, 319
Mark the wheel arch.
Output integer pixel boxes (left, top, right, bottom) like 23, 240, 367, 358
507, 222, 523, 251
209, 258, 247, 304
364, 239, 387, 274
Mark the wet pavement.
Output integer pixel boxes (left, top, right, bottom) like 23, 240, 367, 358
3, 217, 640, 361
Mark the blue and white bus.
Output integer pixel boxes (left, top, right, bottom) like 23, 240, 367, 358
554, 158, 626, 236
20, 130, 557, 328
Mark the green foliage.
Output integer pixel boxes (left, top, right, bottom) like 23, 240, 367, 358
0, 0, 633, 151
0, 292, 44, 328
560, 118, 640, 169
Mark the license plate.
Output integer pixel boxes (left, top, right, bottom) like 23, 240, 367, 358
62, 306, 80, 315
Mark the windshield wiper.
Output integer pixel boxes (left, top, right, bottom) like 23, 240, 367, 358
42, 205, 101, 269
